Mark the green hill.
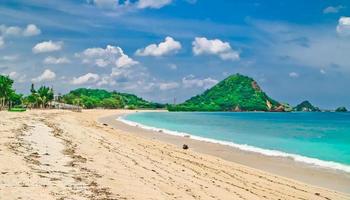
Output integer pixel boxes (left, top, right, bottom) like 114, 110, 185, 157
293, 101, 320, 112
335, 107, 348, 112
168, 74, 284, 112
62, 88, 164, 109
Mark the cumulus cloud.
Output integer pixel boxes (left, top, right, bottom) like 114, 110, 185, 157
33, 41, 63, 53
89, 0, 172, 10
336, 17, 350, 36
159, 82, 179, 90
71, 73, 100, 85
32, 69, 56, 82
136, 0, 172, 9
182, 75, 218, 89
0, 25, 21, 36
192, 37, 240, 61
75, 45, 146, 88
0, 24, 41, 37
43, 56, 70, 64
78, 45, 138, 68
0, 24, 40, 48
136, 36, 181, 57
289, 72, 299, 78
23, 24, 41, 36
323, 5, 344, 14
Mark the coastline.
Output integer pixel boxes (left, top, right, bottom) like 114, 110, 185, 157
117, 113, 350, 173
99, 110, 350, 194
1, 109, 349, 199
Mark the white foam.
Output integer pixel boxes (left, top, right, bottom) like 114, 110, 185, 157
117, 116, 350, 173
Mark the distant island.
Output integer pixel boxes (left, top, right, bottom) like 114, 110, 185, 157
293, 101, 321, 112
335, 107, 348, 112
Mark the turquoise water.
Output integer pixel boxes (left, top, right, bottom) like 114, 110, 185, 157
123, 112, 350, 172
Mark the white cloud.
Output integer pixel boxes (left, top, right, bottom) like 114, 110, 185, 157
116, 53, 139, 68
320, 69, 326, 74
253, 20, 350, 72
336, 17, 350, 36
137, 0, 172, 9
289, 72, 299, 78
8, 71, 26, 83
23, 24, 41, 36
323, 5, 344, 14
182, 75, 218, 89
0, 24, 41, 37
8, 71, 17, 79
71, 73, 100, 85
136, 36, 181, 57
32, 69, 56, 82
159, 82, 179, 90
0, 37, 4, 48
169, 63, 177, 70
0, 25, 21, 36
78, 45, 138, 68
43, 56, 70, 64
76, 45, 147, 89
89, 0, 172, 10
33, 41, 63, 54
96, 75, 116, 86
192, 37, 240, 61
1, 55, 18, 61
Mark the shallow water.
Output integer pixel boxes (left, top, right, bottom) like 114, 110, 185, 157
123, 112, 350, 172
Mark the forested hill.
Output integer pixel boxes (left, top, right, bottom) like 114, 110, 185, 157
62, 88, 164, 109
168, 74, 285, 112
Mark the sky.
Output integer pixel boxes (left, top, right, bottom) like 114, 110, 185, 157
0, 0, 350, 109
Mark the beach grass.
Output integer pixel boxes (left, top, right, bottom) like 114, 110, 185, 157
8, 107, 27, 112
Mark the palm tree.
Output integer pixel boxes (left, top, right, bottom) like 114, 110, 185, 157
26, 84, 54, 109
37, 86, 54, 108
0, 75, 15, 110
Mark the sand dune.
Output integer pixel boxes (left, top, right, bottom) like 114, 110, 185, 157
0, 110, 349, 200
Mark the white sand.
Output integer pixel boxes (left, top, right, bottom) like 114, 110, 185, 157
0, 109, 349, 200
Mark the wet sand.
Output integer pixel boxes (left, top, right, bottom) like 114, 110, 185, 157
0, 109, 349, 200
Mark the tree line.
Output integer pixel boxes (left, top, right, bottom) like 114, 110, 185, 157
0, 75, 164, 111
0, 75, 54, 110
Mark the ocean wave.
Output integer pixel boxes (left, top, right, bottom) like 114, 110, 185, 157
117, 116, 350, 173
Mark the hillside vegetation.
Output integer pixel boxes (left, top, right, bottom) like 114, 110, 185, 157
168, 74, 284, 112
62, 88, 164, 109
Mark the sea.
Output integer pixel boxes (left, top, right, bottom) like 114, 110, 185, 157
120, 112, 350, 173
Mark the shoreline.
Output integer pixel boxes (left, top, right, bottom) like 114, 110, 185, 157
117, 114, 350, 173
98, 110, 350, 194
2, 109, 350, 199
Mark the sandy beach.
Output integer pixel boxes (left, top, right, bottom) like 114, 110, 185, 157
1, 109, 349, 200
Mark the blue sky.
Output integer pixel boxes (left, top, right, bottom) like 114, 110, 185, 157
0, 0, 350, 109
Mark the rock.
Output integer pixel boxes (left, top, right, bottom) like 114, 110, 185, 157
272, 105, 285, 112
182, 144, 189, 150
